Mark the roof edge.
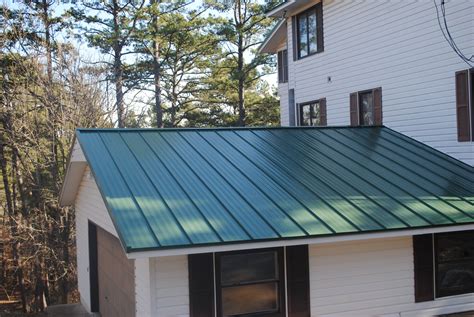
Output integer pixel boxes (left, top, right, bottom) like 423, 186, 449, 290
126, 223, 474, 258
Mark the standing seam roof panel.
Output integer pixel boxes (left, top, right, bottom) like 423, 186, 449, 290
74, 127, 474, 253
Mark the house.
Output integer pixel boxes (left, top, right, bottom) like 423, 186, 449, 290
60, 127, 474, 317
259, 0, 474, 166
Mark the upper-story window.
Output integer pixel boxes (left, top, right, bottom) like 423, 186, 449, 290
455, 69, 473, 142
298, 98, 327, 126
350, 88, 382, 126
277, 50, 288, 83
294, 3, 324, 60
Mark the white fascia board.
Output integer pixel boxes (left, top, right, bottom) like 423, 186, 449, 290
59, 139, 87, 206
126, 223, 474, 259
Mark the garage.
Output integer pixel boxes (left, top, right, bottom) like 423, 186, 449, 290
89, 223, 135, 317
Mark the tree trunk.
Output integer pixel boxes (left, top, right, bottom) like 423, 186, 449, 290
113, 0, 125, 128
0, 122, 27, 313
236, 0, 245, 126
151, 0, 163, 128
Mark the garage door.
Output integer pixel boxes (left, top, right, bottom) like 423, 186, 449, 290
97, 227, 135, 317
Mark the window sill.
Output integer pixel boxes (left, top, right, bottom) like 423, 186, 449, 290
296, 49, 324, 61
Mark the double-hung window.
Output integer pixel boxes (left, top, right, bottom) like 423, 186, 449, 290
295, 3, 323, 59
414, 230, 474, 302
216, 249, 285, 317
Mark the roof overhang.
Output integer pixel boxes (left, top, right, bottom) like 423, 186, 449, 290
259, 20, 287, 54
127, 223, 474, 258
59, 138, 87, 206
266, 0, 318, 18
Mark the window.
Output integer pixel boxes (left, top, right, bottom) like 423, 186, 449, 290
277, 50, 288, 83
435, 231, 474, 297
294, 3, 323, 60
298, 99, 326, 126
359, 91, 374, 126
414, 230, 474, 302
216, 248, 285, 317
350, 88, 382, 126
455, 69, 473, 141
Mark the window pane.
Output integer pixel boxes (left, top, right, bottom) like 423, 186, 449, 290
437, 231, 474, 262
301, 104, 311, 126
308, 11, 318, 53
359, 92, 374, 125
298, 15, 308, 57
222, 283, 278, 316
437, 262, 474, 296
221, 251, 277, 285
311, 103, 321, 126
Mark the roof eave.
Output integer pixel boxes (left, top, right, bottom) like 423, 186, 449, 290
126, 223, 474, 259
266, 0, 317, 18
258, 19, 287, 54
59, 136, 87, 206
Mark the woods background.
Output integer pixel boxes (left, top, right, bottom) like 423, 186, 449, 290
0, 0, 279, 312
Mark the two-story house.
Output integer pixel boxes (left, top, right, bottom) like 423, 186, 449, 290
59, 1, 473, 316
260, 0, 473, 166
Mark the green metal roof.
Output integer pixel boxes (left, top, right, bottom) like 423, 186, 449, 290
75, 126, 474, 253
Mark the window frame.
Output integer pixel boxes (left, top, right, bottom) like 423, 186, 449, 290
434, 230, 474, 298
358, 89, 376, 126
470, 68, 474, 140
295, 3, 324, 60
298, 100, 323, 127
215, 247, 286, 317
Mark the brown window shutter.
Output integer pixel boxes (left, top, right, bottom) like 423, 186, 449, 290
292, 16, 298, 61
286, 245, 310, 317
316, 3, 324, 52
413, 234, 434, 302
455, 70, 471, 141
277, 51, 283, 83
373, 87, 383, 125
350, 92, 359, 126
188, 253, 215, 317
283, 49, 289, 82
320, 98, 327, 126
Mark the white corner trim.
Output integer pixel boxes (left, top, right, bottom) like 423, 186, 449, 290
126, 224, 474, 259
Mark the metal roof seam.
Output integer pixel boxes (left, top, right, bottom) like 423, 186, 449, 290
383, 127, 474, 173
236, 130, 364, 232
214, 130, 336, 234
313, 130, 459, 223
377, 129, 473, 190
174, 131, 285, 239
327, 129, 474, 220
95, 133, 163, 247
262, 129, 399, 230
292, 130, 436, 226
198, 130, 312, 236
139, 132, 253, 241
268, 129, 416, 228
116, 132, 205, 245
348, 128, 472, 196
347, 129, 474, 203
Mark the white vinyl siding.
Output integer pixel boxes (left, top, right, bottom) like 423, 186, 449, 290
309, 237, 474, 317
151, 255, 190, 317
283, 0, 474, 165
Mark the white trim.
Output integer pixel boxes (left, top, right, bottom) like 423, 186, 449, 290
283, 246, 288, 317
126, 224, 474, 259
